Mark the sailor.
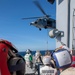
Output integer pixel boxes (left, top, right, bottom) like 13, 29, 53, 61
0, 39, 25, 75
52, 47, 75, 75
45, 50, 51, 56
59, 43, 72, 54
71, 55, 75, 67
40, 54, 57, 75
58, 66, 75, 75
45, 50, 56, 68
34, 51, 43, 74
24, 49, 33, 68
0, 40, 11, 75
35, 50, 42, 63
56, 47, 75, 75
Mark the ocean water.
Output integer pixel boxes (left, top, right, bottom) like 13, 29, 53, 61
18, 50, 54, 56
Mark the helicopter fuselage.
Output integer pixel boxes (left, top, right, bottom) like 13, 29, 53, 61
22, 0, 56, 31
30, 18, 56, 30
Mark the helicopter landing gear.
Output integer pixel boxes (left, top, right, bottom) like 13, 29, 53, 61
39, 28, 41, 31
44, 26, 47, 29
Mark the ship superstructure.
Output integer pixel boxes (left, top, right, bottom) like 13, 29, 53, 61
56, 0, 75, 51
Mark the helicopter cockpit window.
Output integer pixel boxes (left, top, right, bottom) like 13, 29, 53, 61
35, 21, 37, 24
44, 18, 47, 21
47, 20, 52, 27
39, 18, 42, 21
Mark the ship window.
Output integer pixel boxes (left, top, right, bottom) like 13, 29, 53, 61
58, 0, 63, 5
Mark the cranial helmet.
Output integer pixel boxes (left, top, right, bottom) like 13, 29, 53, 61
43, 56, 51, 65
26, 49, 32, 54
0, 39, 25, 75
0, 39, 18, 53
36, 51, 41, 56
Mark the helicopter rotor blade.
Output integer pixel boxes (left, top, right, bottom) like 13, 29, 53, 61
33, 1, 47, 16
22, 15, 51, 20
22, 17, 41, 20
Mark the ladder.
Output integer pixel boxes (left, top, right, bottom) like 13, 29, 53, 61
72, 9, 75, 50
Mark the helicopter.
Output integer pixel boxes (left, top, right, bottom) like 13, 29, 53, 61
22, 1, 56, 31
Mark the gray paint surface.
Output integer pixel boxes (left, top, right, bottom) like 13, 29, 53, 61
56, 0, 75, 50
